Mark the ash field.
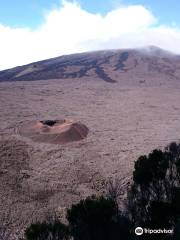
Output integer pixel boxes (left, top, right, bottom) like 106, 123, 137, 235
1, 46, 180, 233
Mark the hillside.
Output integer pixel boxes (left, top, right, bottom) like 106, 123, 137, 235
1, 46, 180, 85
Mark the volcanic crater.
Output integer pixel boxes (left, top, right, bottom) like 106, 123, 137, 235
17, 119, 89, 144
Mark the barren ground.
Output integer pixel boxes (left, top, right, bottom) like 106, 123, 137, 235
0, 78, 180, 235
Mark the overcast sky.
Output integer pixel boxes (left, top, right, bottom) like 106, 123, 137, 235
0, 0, 180, 70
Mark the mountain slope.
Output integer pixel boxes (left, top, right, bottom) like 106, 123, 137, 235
0, 46, 180, 83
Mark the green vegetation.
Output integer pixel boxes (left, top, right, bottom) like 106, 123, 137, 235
23, 142, 180, 240
67, 195, 131, 240
128, 142, 180, 239
25, 220, 69, 240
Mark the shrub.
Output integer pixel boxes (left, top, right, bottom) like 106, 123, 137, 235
25, 220, 69, 240
127, 142, 180, 239
67, 195, 132, 240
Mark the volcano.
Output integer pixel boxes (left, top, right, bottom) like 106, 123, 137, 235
1, 46, 180, 85
17, 119, 89, 144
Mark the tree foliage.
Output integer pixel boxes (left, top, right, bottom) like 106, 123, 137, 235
67, 195, 132, 240
127, 142, 180, 239
25, 220, 69, 240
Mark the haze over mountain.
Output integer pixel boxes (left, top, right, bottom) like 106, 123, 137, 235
1, 46, 180, 85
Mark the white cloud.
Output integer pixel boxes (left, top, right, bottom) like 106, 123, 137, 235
0, 1, 180, 70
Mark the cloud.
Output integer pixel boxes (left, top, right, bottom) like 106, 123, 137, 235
0, 1, 180, 70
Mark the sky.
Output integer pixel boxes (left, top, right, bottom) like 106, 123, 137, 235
0, 0, 180, 70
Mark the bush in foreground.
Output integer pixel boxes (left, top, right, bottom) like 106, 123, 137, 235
128, 142, 180, 239
25, 220, 69, 240
67, 195, 132, 240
